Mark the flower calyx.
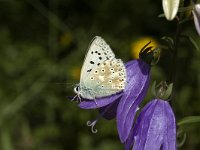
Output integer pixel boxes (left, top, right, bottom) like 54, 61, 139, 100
152, 81, 173, 100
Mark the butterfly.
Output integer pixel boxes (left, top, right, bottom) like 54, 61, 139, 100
74, 36, 126, 101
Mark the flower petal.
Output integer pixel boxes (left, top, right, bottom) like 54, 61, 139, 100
124, 102, 153, 150
162, 0, 180, 20
192, 4, 200, 36
133, 100, 166, 150
195, 4, 200, 15
78, 92, 122, 109
98, 99, 119, 120
127, 99, 176, 150
162, 101, 176, 150
117, 59, 151, 142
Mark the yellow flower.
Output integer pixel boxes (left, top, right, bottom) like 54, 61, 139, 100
71, 67, 81, 80
131, 37, 158, 59
60, 32, 73, 47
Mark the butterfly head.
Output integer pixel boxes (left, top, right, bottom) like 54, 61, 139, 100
73, 84, 83, 102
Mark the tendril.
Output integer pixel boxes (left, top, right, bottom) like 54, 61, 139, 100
86, 101, 116, 134
177, 128, 187, 147
86, 120, 98, 133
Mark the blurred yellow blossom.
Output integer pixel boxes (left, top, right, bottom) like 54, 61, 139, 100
60, 32, 73, 47
131, 37, 158, 59
71, 67, 81, 80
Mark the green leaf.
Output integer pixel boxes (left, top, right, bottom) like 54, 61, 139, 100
158, 13, 165, 18
161, 36, 174, 50
181, 35, 200, 51
177, 132, 187, 147
179, 17, 192, 24
178, 116, 200, 126
178, 5, 194, 12
162, 83, 173, 100
188, 36, 200, 51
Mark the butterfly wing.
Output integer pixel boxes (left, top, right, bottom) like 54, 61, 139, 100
80, 36, 115, 85
79, 36, 126, 99
84, 58, 126, 98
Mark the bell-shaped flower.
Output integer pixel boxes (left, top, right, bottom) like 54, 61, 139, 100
162, 0, 180, 20
78, 59, 151, 142
125, 99, 176, 150
192, 4, 200, 36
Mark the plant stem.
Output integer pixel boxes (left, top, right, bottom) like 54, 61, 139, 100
170, 20, 182, 101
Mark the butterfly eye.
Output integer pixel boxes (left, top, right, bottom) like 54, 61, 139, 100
90, 76, 94, 80
110, 68, 114, 71
74, 85, 79, 93
101, 69, 105, 72
94, 70, 98, 74
108, 80, 112, 83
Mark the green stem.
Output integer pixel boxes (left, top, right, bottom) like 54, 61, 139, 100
170, 20, 182, 101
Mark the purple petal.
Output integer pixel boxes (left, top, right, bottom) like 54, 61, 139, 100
193, 4, 200, 36
117, 59, 151, 142
128, 99, 176, 150
124, 127, 134, 150
195, 4, 200, 17
162, 102, 176, 150
124, 102, 153, 150
98, 99, 120, 120
132, 100, 158, 150
78, 92, 122, 109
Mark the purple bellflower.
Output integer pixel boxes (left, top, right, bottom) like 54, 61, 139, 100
125, 99, 176, 150
192, 4, 200, 36
78, 59, 151, 143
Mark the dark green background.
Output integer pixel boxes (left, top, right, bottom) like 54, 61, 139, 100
0, 0, 199, 150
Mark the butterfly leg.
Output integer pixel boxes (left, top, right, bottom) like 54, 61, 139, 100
77, 94, 82, 103
89, 92, 98, 107
71, 95, 78, 102
93, 98, 99, 107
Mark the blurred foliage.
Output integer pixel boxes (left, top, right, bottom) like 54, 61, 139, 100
0, 0, 199, 150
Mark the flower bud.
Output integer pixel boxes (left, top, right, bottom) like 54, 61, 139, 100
192, 4, 200, 35
162, 0, 180, 20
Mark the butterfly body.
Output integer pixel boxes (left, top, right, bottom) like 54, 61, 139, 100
74, 36, 126, 100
